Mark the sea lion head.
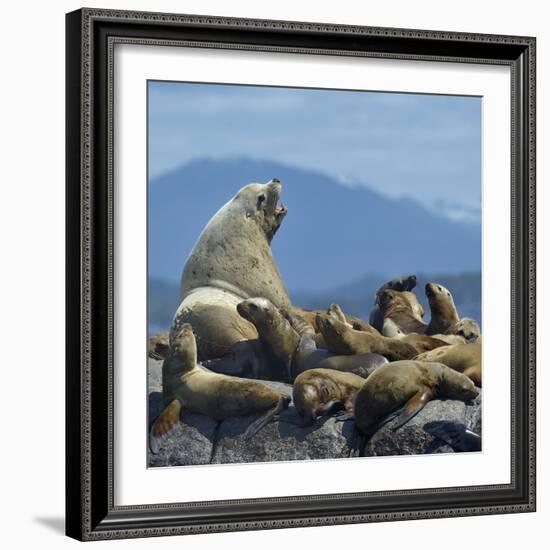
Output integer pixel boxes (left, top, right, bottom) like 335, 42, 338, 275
237, 297, 280, 326
425, 282, 455, 307
447, 318, 481, 342
237, 179, 287, 242
293, 377, 345, 426
169, 323, 198, 367
378, 289, 409, 313
438, 364, 479, 402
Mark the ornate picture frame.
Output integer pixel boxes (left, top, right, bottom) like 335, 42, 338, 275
65, 8, 536, 541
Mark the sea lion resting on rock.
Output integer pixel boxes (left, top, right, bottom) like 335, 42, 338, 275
446, 317, 481, 343
378, 289, 427, 334
369, 274, 419, 331
317, 312, 446, 361
172, 179, 290, 361
235, 298, 387, 382
292, 368, 367, 426
149, 323, 290, 454
353, 360, 478, 435
415, 342, 482, 387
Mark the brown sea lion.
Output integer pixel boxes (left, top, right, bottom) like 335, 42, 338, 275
237, 298, 387, 381
378, 289, 428, 334
354, 360, 478, 434
425, 282, 460, 335
317, 313, 418, 361
369, 274, 418, 331
150, 324, 290, 453
292, 368, 366, 426
415, 342, 482, 387
172, 180, 290, 361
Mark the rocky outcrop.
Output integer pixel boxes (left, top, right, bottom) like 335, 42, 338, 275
147, 358, 481, 467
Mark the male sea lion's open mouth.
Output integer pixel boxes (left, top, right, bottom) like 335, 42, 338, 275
275, 203, 288, 217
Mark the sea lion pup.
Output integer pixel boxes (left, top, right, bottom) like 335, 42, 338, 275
292, 369, 365, 426
446, 317, 481, 343
425, 282, 460, 335
424, 421, 482, 452
172, 179, 290, 361
369, 274, 418, 331
378, 289, 428, 334
149, 324, 290, 454
415, 342, 482, 387
354, 360, 478, 435
238, 298, 387, 381
317, 313, 418, 361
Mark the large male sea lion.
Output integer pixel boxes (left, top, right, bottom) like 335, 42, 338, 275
150, 324, 290, 453
353, 360, 478, 435
172, 180, 290, 360
415, 342, 482, 386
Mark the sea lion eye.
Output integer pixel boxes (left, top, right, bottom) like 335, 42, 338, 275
257, 194, 266, 208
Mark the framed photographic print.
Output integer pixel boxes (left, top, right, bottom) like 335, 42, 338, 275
65, 8, 536, 541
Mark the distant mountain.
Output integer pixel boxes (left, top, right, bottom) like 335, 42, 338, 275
148, 157, 481, 291
148, 271, 481, 335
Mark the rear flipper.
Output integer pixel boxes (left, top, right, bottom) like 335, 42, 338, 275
243, 396, 291, 440
391, 389, 433, 432
424, 421, 482, 452
149, 399, 182, 454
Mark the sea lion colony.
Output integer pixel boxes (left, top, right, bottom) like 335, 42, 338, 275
149, 180, 481, 455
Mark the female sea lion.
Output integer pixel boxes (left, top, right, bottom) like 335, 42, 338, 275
446, 318, 481, 343
237, 298, 387, 381
415, 342, 482, 386
378, 289, 427, 334
292, 369, 366, 426
172, 179, 290, 360
354, 360, 478, 435
369, 274, 418, 331
317, 313, 419, 361
425, 282, 460, 335
150, 324, 290, 454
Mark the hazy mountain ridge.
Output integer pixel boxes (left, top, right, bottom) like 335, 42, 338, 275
148, 157, 481, 292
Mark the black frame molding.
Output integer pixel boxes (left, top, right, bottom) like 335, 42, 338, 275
66, 8, 536, 541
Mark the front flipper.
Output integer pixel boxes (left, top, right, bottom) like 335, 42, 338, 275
392, 389, 433, 432
149, 399, 182, 454
243, 396, 290, 440
424, 421, 482, 452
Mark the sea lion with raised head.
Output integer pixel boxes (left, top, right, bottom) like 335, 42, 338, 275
353, 360, 478, 435
292, 368, 366, 426
237, 297, 387, 381
171, 179, 290, 361
378, 289, 428, 334
415, 342, 482, 387
150, 324, 290, 453
425, 282, 460, 335
369, 274, 418, 331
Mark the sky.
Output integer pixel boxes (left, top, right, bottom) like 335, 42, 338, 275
148, 81, 481, 224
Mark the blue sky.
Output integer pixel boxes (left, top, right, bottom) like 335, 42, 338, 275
148, 81, 481, 224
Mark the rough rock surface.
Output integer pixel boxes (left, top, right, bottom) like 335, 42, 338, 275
147, 358, 482, 467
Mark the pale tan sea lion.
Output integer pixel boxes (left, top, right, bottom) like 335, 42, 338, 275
172, 179, 290, 360
354, 360, 478, 435
425, 282, 460, 335
415, 342, 482, 387
150, 324, 290, 453
292, 368, 366, 426
446, 317, 481, 343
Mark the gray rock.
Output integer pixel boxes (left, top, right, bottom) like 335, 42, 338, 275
148, 412, 218, 467
148, 357, 163, 393
363, 398, 474, 456
211, 406, 359, 464
464, 391, 482, 435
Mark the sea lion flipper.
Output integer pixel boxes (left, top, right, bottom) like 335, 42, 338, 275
392, 389, 433, 432
149, 399, 182, 454
424, 421, 482, 452
243, 396, 289, 440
